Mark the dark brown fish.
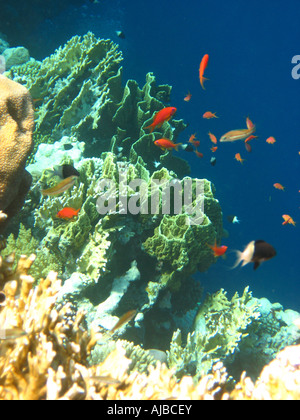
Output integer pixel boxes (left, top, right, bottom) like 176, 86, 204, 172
109, 310, 137, 335
234, 240, 276, 270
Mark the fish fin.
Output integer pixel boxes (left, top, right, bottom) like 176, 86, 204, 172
253, 261, 261, 270
174, 143, 183, 151
231, 250, 244, 269
200, 77, 209, 89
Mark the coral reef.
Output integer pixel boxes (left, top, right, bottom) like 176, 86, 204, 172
229, 344, 300, 400
1, 32, 299, 401
0, 258, 300, 400
2, 47, 30, 69
168, 287, 261, 380
8, 33, 189, 176
0, 75, 34, 233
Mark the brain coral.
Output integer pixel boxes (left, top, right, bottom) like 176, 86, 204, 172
0, 75, 34, 232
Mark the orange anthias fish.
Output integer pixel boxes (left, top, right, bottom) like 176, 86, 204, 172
266, 136, 276, 144
42, 175, 79, 196
56, 207, 81, 220
282, 215, 296, 226
245, 135, 257, 143
207, 241, 228, 257
199, 54, 209, 90
145, 107, 177, 133
208, 132, 218, 144
273, 183, 285, 191
184, 92, 192, 102
235, 153, 245, 164
194, 149, 204, 159
154, 138, 182, 151
220, 118, 256, 142
203, 111, 218, 119
188, 133, 197, 144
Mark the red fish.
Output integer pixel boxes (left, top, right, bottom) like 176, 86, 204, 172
235, 153, 245, 164
56, 207, 81, 220
188, 133, 197, 143
194, 149, 204, 158
145, 107, 177, 133
266, 136, 276, 144
208, 132, 218, 144
245, 135, 257, 143
199, 54, 209, 90
203, 111, 218, 119
154, 138, 182, 151
273, 183, 285, 191
207, 241, 228, 257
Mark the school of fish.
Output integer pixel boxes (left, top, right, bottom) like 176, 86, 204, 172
144, 53, 298, 266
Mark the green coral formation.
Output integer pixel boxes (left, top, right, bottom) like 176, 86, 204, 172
143, 177, 222, 291
168, 287, 261, 380
8, 33, 189, 176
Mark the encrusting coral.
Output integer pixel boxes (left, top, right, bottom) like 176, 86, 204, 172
0, 74, 34, 233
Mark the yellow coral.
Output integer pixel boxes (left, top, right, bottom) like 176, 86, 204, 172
1, 254, 300, 400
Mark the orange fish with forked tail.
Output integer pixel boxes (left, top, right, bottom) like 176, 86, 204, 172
235, 153, 245, 164
207, 240, 228, 257
203, 111, 218, 119
154, 138, 182, 151
144, 107, 177, 133
56, 208, 81, 220
199, 54, 209, 90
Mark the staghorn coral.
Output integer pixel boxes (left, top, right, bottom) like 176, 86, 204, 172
0, 74, 34, 233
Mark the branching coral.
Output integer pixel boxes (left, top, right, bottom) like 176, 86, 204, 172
0, 254, 300, 400
168, 287, 261, 380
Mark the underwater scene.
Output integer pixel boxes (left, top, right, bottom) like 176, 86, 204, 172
0, 0, 299, 401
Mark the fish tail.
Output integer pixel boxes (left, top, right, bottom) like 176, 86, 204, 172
200, 76, 209, 89
175, 143, 183, 151
231, 250, 244, 269
144, 123, 154, 132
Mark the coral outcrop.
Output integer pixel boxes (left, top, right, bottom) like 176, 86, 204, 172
0, 74, 34, 233
9, 33, 189, 176
168, 287, 261, 380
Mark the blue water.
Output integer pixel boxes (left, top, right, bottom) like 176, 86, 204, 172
2, 0, 299, 310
